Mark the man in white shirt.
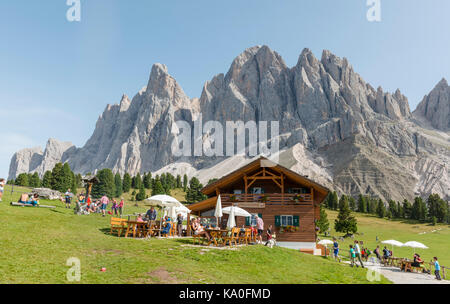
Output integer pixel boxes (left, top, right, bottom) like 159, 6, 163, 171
353, 240, 365, 268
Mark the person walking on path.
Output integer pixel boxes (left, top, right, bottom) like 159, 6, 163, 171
434, 257, 442, 280
100, 195, 109, 217
333, 238, 341, 262
349, 245, 356, 267
353, 240, 365, 268
256, 215, 264, 244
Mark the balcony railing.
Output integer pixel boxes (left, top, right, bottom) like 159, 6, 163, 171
219, 193, 313, 205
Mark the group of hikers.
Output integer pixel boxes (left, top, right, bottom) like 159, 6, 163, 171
331, 238, 443, 280
63, 190, 125, 217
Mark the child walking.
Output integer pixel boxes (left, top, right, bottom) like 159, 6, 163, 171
349, 245, 356, 267
434, 257, 442, 280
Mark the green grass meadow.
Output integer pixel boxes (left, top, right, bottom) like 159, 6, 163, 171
6, 185, 449, 284
325, 210, 450, 267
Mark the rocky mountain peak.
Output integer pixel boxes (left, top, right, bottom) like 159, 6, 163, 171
119, 94, 131, 112
146, 63, 189, 107
414, 78, 450, 131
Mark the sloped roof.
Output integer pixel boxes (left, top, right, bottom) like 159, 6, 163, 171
201, 156, 329, 196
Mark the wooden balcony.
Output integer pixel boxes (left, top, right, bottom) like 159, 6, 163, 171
219, 193, 313, 205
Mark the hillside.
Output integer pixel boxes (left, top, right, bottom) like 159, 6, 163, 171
325, 210, 450, 267
0, 185, 388, 284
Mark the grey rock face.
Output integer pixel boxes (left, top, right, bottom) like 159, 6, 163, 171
8, 46, 449, 202
8, 139, 74, 180
414, 78, 450, 131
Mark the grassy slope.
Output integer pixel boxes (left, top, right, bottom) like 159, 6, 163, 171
1, 186, 386, 284
325, 210, 450, 267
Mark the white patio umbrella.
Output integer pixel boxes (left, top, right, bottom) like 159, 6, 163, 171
403, 241, 428, 254
146, 195, 183, 234
222, 206, 251, 217
381, 240, 404, 256
226, 205, 236, 229
318, 239, 334, 257
146, 195, 181, 207
382, 240, 404, 247
214, 195, 223, 228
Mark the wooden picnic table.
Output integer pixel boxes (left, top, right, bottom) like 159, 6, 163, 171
206, 229, 229, 247
400, 259, 424, 273
124, 221, 148, 238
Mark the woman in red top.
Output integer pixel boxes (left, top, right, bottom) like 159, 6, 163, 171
118, 198, 124, 216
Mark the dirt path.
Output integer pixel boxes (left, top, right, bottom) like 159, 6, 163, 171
347, 261, 450, 284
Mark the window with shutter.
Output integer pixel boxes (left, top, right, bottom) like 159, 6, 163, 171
274, 215, 281, 227
293, 215, 300, 227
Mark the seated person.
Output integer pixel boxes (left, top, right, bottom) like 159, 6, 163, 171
161, 218, 172, 235
412, 253, 423, 267
18, 193, 29, 204
191, 218, 211, 241
136, 214, 144, 222
28, 194, 40, 206
145, 207, 157, 221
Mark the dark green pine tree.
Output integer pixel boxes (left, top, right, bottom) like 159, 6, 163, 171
357, 194, 366, 213
183, 174, 188, 192
51, 163, 64, 192
388, 200, 398, 218
376, 199, 386, 218
349, 197, 356, 211
329, 191, 339, 210
402, 199, 412, 219
29, 172, 41, 188
334, 197, 358, 235
114, 173, 123, 198
143, 172, 153, 189
339, 194, 348, 210
316, 204, 330, 233
122, 173, 132, 193
151, 178, 166, 196
15, 173, 29, 187
70, 172, 78, 195
427, 194, 448, 223
135, 183, 147, 201
61, 163, 74, 193
91, 169, 116, 199
412, 197, 423, 220
185, 177, 207, 204
176, 175, 182, 188
42, 171, 52, 188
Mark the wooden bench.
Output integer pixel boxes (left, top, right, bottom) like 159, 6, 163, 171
110, 217, 127, 237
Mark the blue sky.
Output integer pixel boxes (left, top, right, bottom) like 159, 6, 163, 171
1, 0, 449, 178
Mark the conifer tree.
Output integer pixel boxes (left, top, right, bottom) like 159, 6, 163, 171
334, 197, 358, 235
122, 173, 132, 193
114, 173, 123, 197
317, 204, 329, 233
42, 171, 52, 188
185, 177, 207, 204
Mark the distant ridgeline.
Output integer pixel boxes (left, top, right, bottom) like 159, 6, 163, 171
8, 46, 450, 203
